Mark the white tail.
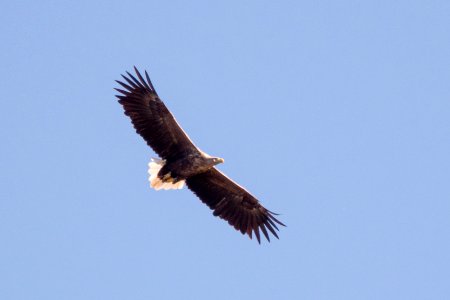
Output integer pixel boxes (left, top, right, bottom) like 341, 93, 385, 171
148, 158, 185, 191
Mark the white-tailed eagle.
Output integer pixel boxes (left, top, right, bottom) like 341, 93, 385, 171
115, 67, 285, 243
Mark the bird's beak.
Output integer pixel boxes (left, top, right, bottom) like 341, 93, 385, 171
218, 158, 225, 163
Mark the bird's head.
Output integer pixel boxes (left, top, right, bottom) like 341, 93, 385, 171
210, 157, 225, 166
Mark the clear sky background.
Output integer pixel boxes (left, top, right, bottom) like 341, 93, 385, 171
1, 1, 449, 299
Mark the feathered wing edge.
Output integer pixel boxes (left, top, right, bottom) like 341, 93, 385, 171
186, 168, 285, 243
114, 67, 199, 160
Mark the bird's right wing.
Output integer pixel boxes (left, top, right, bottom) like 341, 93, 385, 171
186, 167, 285, 243
115, 67, 199, 160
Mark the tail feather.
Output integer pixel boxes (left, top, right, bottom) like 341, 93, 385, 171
148, 158, 185, 191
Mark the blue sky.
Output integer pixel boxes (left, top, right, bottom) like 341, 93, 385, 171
1, 1, 449, 299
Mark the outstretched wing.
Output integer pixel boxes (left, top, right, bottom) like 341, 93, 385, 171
186, 168, 285, 243
115, 67, 198, 160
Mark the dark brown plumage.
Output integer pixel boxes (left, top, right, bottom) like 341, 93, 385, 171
115, 67, 285, 243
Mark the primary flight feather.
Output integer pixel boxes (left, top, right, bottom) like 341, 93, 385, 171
115, 67, 285, 243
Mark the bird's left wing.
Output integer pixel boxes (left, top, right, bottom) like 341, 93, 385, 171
115, 67, 199, 160
186, 168, 285, 243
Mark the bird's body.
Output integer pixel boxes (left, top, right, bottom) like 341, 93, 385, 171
115, 67, 284, 243
159, 152, 222, 183
148, 152, 223, 190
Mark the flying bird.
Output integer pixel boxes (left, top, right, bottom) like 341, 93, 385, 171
115, 67, 285, 243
